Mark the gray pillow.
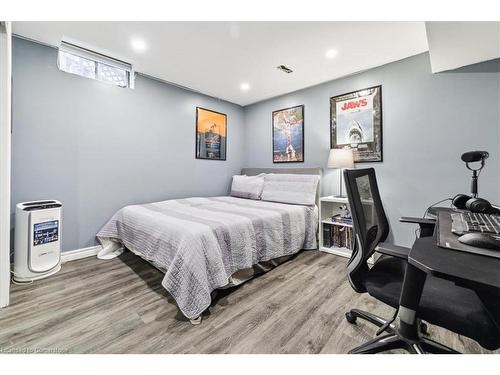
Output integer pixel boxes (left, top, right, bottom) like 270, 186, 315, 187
261, 174, 320, 205
230, 175, 265, 200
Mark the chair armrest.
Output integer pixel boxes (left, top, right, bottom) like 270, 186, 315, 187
399, 217, 436, 237
375, 242, 410, 260
399, 217, 436, 225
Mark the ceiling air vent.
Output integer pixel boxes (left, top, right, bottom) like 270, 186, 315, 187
276, 65, 293, 74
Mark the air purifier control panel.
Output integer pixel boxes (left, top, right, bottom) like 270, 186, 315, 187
28, 208, 61, 273
33, 220, 59, 246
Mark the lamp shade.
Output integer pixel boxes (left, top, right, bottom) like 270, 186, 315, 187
328, 148, 354, 169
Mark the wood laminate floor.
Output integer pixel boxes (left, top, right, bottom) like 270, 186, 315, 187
0, 250, 496, 354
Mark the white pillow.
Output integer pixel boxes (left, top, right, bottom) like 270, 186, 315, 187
261, 173, 320, 206
230, 175, 265, 200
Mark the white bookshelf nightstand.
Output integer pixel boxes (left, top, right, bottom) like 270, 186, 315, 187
319, 195, 376, 264
319, 196, 354, 259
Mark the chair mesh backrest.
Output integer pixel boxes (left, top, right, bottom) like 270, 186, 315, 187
343, 168, 389, 292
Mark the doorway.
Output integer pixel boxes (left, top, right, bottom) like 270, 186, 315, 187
0, 21, 12, 308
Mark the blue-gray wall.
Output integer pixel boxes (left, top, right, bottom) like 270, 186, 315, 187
243, 53, 500, 247
11, 37, 245, 251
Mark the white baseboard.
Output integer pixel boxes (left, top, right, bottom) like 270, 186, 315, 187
61, 245, 102, 263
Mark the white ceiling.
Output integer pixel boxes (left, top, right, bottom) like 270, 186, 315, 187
426, 21, 500, 73
13, 22, 429, 106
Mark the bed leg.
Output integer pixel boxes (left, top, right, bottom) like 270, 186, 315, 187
190, 316, 202, 325
97, 242, 124, 260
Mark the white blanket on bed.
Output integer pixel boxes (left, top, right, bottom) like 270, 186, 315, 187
97, 196, 318, 319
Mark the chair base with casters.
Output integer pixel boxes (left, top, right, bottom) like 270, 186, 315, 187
348, 332, 458, 354
345, 309, 458, 354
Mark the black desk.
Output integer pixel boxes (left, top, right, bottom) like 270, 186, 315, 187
408, 208, 500, 290
394, 208, 500, 346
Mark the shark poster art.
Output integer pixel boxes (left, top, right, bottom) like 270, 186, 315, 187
330, 86, 383, 163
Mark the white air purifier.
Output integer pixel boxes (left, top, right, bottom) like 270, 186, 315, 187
14, 200, 62, 282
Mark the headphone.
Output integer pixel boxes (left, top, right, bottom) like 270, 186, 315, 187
452, 194, 496, 213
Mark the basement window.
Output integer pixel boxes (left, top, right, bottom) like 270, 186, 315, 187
57, 41, 135, 88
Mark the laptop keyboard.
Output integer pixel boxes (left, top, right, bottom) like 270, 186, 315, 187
451, 212, 500, 235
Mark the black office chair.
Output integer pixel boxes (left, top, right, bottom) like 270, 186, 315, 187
343, 167, 500, 354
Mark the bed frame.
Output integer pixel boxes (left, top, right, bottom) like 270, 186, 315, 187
98, 167, 323, 324
240, 167, 323, 207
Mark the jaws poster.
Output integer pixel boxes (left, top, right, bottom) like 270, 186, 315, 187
330, 86, 382, 163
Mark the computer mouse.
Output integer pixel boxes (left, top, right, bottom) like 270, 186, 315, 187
458, 233, 500, 250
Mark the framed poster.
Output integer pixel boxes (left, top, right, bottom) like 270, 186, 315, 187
195, 107, 227, 161
272, 104, 304, 163
330, 86, 382, 163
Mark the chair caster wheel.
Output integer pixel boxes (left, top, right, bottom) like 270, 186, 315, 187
420, 322, 428, 335
346, 311, 357, 324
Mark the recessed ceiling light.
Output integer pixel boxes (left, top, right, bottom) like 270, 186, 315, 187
240, 82, 250, 91
325, 49, 338, 59
131, 38, 148, 53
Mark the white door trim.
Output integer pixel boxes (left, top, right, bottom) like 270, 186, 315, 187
0, 21, 12, 308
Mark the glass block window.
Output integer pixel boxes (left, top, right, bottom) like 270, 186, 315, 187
97, 63, 128, 87
57, 41, 134, 88
58, 51, 96, 79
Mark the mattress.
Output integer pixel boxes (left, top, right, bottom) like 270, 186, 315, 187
97, 196, 318, 319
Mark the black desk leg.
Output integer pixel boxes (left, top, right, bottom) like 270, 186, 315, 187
398, 263, 427, 341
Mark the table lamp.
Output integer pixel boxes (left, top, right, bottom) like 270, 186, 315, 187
328, 148, 354, 198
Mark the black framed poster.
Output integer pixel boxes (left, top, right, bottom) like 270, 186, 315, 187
330, 86, 382, 163
272, 104, 304, 163
195, 107, 227, 161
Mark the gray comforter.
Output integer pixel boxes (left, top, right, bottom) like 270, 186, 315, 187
97, 196, 318, 319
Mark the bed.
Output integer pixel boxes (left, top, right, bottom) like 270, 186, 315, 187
96, 167, 321, 322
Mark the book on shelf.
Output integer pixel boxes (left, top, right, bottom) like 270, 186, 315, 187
331, 214, 353, 225
323, 221, 354, 250
323, 225, 331, 247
